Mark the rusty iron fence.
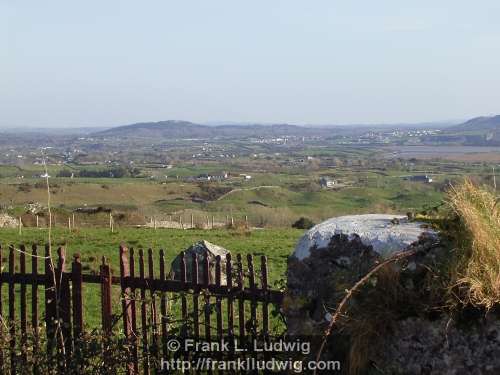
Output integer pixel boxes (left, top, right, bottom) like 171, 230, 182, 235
0, 243, 284, 374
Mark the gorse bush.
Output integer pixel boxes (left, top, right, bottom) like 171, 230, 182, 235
448, 179, 500, 309
291, 217, 315, 230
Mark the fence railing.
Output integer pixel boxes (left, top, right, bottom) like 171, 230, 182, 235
0, 242, 284, 374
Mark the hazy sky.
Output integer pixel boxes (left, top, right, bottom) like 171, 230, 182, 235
1, 1, 499, 128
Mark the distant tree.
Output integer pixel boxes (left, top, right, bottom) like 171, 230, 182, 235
292, 217, 315, 230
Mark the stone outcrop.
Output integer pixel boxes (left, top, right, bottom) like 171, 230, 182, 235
373, 316, 500, 374
293, 214, 436, 260
284, 214, 456, 373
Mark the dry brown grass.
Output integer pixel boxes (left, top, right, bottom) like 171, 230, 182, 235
448, 179, 500, 309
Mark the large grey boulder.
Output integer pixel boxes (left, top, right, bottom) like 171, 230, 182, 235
293, 214, 436, 260
284, 214, 443, 371
170, 240, 230, 285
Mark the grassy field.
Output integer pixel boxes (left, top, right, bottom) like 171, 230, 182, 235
0, 227, 303, 329
0, 170, 448, 227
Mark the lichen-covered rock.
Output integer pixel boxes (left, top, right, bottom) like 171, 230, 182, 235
286, 214, 438, 332
293, 214, 437, 260
284, 214, 443, 371
170, 240, 230, 285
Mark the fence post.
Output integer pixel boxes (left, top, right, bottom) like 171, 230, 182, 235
8, 245, 16, 375
236, 254, 245, 340
31, 245, 39, 375
119, 245, 136, 375
100, 257, 112, 334
100, 256, 113, 370
19, 245, 27, 366
0, 244, 3, 373
147, 248, 158, 367
203, 250, 211, 341
159, 249, 168, 360
225, 254, 234, 353
247, 254, 257, 339
71, 254, 83, 340
180, 252, 188, 337
44, 244, 57, 360
191, 253, 200, 340
57, 247, 72, 358
129, 249, 139, 374
138, 249, 150, 375
215, 255, 223, 341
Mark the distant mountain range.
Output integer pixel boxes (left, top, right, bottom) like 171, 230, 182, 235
431, 115, 500, 146
446, 115, 500, 132
91, 116, 500, 145
93, 120, 334, 139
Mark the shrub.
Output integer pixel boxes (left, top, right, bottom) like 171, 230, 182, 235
447, 179, 500, 309
56, 169, 73, 177
291, 217, 315, 229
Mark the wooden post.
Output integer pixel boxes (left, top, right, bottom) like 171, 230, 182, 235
109, 213, 114, 233
72, 214, 75, 229
68, 217, 71, 230
191, 214, 194, 229
18, 217, 22, 235
154, 217, 157, 230
36, 215, 39, 228
231, 216, 234, 227
179, 216, 183, 229
493, 166, 497, 191
245, 215, 248, 226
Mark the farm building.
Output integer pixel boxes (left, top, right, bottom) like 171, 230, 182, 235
319, 176, 336, 188
405, 175, 433, 183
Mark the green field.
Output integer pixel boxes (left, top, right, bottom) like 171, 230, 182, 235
0, 227, 303, 328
